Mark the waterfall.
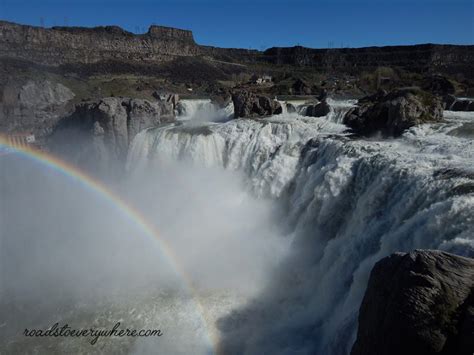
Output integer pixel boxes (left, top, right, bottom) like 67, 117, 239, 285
127, 102, 474, 354
278, 98, 356, 121
176, 99, 234, 122
326, 98, 357, 123
278, 100, 307, 116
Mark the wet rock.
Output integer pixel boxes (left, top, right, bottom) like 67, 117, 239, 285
451, 98, 474, 112
443, 95, 474, 111
343, 88, 443, 137
443, 94, 457, 110
286, 103, 297, 114
232, 91, 282, 118
305, 99, 330, 117
352, 250, 474, 355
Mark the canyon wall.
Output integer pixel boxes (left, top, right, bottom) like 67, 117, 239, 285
0, 21, 199, 65
1, 20, 473, 77
263, 44, 474, 77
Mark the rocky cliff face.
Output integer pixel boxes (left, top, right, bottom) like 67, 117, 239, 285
49, 97, 175, 176
1, 21, 473, 78
263, 44, 474, 78
0, 80, 75, 137
352, 250, 474, 355
0, 21, 199, 66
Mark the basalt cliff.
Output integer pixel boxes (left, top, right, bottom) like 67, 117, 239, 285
1, 20, 474, 142
0, 21, 473, 76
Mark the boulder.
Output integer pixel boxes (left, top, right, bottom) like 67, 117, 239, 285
232, 91, 282, 118
305, 99, 330, 117
343, 88, 443, 137
351, 250, 474, 355
286, 103, 297, 114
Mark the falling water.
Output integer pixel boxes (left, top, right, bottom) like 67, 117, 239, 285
127, 100, 474, 354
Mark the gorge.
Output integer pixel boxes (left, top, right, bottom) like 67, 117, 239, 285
0, 19, 473, 355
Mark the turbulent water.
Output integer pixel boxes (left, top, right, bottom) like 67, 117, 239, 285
126, 99, 474, 354
2, 98, 473, 355
176, 99, 234, 122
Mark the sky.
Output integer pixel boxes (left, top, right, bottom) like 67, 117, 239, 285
0, 0, 472, 49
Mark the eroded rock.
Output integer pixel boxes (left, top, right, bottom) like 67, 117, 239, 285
232, 91, 282, 118
0, 80, 75, 137
50, 97, 175, 175
304, 99, 330, 117
344, 88, 443, 137
352, 250, 474, 355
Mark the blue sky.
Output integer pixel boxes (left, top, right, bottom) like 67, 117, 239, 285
0, 0, 472, 49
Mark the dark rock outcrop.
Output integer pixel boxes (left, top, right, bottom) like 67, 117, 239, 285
422, 75, 456, 96
232, 91, 282, 118
50, 97, 174, 175
442, 94, 474, 111
449, 99, 474, 111
343, 88, 443, 137
443, 94, 457, 110
286, 103, 297, 114
304, 99, 331, 117
352, 250, 474, 355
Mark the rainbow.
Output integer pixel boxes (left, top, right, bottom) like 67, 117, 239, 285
0, 136, 219, 354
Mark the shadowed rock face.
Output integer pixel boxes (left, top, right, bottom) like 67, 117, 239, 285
49, 97, 175, 176
304, 99, 331, 117
352, 250, 474, 355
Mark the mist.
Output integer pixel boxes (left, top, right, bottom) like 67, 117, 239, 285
0, 146, 289, 353
2, 99, 473, 355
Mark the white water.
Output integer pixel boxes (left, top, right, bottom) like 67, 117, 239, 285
176, 99, 234, 122
126, 101, 474, 354
279, 98, 357, 123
